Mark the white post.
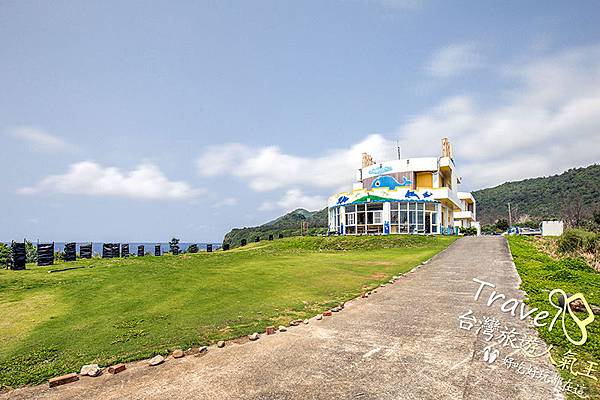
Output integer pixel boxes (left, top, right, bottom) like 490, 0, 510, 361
383, 202, 391, 235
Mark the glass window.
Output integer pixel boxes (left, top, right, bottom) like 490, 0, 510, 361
400, 210, 408, 225
357, 212, 366, 225
373, 211, 382, 224
368, 203, 383, 211
346, 213, 355, 225
346, 205, 356, 213
400, 203, 408, 211
391, 210, 399, 224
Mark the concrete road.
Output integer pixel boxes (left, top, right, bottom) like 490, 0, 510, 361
4, 237, 564, 400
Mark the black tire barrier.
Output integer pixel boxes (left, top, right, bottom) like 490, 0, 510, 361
170, 243, 180, 255
240, 239, 247, 247
10, 242, 26, 270
278, 233, 284, 239
255, 236, 260, 243
155, 244, 161, 256
64, 242, 76, 262
37, 243, 54, 266
102, 243, 113, 258
121, 244, 129, 258
206, 244, 212, 253
188, 244, 198, 253
112, 243, 121, 258
80, 243, 92, 259
222, 243, 230, 251
137, 245, 144, 257
268, 234, 273, 241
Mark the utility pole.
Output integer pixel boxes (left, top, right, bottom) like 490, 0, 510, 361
507, 202, 512, 228
396, 140, 401, 160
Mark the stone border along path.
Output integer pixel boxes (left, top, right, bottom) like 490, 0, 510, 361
2, 236, 565, 400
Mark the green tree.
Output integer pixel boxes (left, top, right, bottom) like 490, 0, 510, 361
495, 219, 509, 232
25, 240, 37, 264
0, 243, 10, 268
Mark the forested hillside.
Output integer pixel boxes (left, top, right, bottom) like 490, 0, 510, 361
222, 208, 328, 245
473, 164, 600, 224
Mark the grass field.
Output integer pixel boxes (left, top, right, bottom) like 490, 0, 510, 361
508, 236, 600, 400
0, 235, 456, 390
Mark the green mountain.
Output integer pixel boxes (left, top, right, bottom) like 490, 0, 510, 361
473, 164, 600, 224
223, 164, 600, 243
223, 208, 328, 246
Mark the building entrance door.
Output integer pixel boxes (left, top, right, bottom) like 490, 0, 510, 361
425, 213, 431, 234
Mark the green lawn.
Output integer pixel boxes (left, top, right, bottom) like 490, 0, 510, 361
508, 236, 600, 400
0, 235, 456, 389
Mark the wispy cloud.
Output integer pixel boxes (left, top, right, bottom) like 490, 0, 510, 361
196, 44, 600, 195
19, 161, 202, 201
196, 135, 396, 193
426, 42, 482, 78
259, 189, 325, 212
211, 197, 238, 209
399, 45, 600, 188
9, 127, 80, 153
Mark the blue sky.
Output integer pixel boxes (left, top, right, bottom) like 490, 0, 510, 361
1, 0, 600, 242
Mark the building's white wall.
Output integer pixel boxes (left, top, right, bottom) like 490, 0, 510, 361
360, 157, 438, 180
542, 221, 564, 236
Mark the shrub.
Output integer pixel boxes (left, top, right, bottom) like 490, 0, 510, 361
0, 243, 10, 268
557, 228, 598, 254
481, 224, 499, 235
496, 219, 509, 232
460, 227, 478, 236
25, 241, 37, 264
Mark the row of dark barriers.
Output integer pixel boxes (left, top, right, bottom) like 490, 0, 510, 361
6, 233, 286, 270
6, 241, 217, 270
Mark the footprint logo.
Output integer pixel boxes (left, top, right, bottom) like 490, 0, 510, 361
483, 347, 499, 364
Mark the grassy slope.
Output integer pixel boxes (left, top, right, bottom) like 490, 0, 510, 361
508, 236, 600, 399
0, 235, 456, 389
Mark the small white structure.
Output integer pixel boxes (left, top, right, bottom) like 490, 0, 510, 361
541, 221, 564, 237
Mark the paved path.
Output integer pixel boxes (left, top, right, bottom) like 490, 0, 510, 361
4, 237, 564, 400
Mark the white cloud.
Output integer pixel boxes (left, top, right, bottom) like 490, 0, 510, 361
211, 197, 238, 209
197, 44, 600, 197
397, 45, 600, 188
260, 189, 325, 212
10, 127, 79, 153
197, 134, 397, 192
19, 161, 201, 201
426, 42, 482, 77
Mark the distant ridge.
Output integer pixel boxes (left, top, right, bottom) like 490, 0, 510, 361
222, 208, 328, 245
473, 164, 600, 224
